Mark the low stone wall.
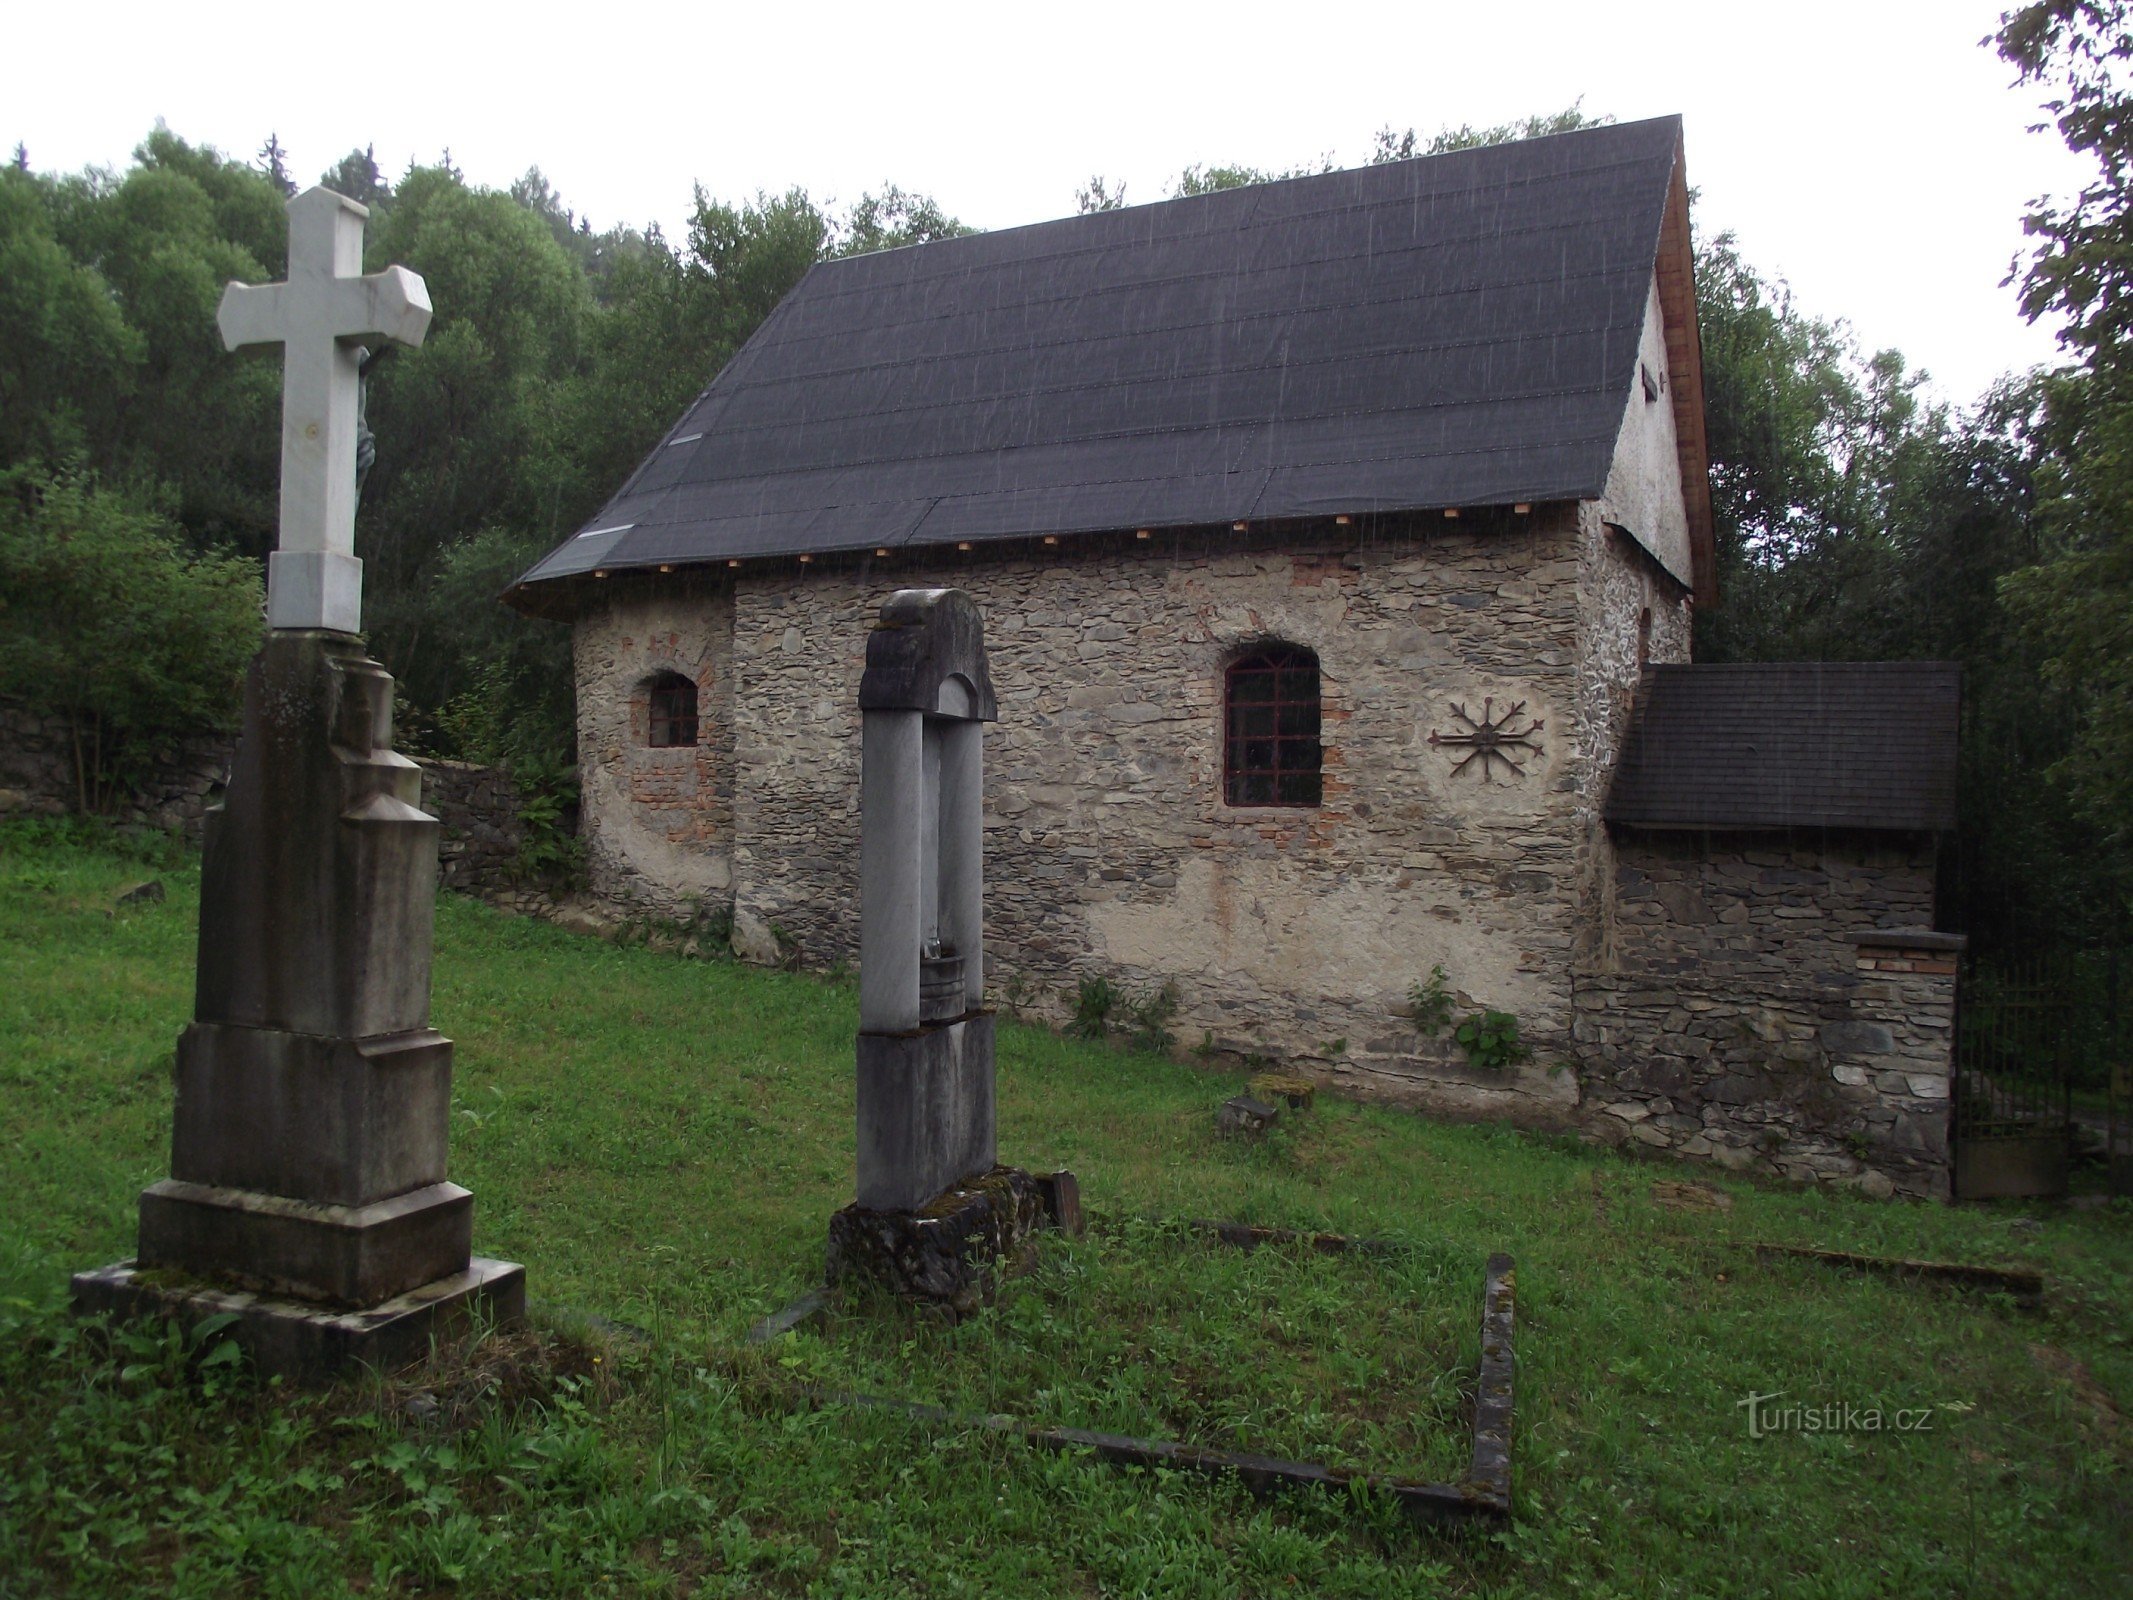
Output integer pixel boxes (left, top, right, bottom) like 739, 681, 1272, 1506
1, 699, 534, 904
415, 760, 530, 899
0, 701, 236, 834
1573, 931, 1958, 1199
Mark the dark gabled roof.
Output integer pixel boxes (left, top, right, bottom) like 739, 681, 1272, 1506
1605, 663, 1961, 834
516, 116, 1709, 608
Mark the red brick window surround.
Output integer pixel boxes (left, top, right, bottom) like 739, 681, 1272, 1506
647, 672, 700, 749
1224, 646, 1322, 807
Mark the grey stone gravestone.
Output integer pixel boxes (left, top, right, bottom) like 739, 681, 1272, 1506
854, 587, 998, 1209
827, 590, 1073, 1311
71, 187, 523, 1379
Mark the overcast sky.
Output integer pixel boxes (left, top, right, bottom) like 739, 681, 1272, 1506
15, 0, 2088, 405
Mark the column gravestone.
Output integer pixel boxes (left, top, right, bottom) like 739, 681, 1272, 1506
826, 589, 1078, 1313
72, 186, 525, 1380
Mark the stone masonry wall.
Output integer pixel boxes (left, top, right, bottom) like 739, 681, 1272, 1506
1573, 525, 1694, 975
1603, 831, 1936, 979
573, 582, 736, 916
576, 505, 1694, 1123
1574, 832, 1953, 1198
1, 698, 529, 903
0, 699, 235, 834
416, 760, 530, 899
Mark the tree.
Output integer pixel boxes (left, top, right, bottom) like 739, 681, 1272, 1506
7, 131, 286, 556
1992, 1, 2133, 925
256, 132, 295, 197
1691, 231, 1904, 662
320, 145, 390, 210
0, 466, 261, 811
1075, 175, 1127, 214
0, 169, 143, 470
1371, 101, 1611, 162
833, 184, 973, 256
354, 164, 595, 715
1171, 156, 1332, 197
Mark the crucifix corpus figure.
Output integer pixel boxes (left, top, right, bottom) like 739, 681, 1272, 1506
218, 186, 431, 633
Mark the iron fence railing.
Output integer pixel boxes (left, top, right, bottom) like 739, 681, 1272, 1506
1954, 946, 2130, 1196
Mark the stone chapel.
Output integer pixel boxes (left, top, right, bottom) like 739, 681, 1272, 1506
511, 117, 1963, 1198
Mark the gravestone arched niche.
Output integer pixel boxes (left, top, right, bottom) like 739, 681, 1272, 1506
857, 590, 997, 1030
854, 589, 998, 1201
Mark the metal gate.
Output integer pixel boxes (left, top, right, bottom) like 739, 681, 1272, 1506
1953, 954, 2072, 1200
2107, 952, 2132, 1198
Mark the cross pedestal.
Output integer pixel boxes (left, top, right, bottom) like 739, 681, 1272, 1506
71, 189, 521, 1380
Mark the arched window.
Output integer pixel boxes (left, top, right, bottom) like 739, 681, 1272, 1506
647, 672, 699, 748
1225, 646, 1321, 807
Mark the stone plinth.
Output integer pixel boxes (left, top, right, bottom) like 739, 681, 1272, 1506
73, 633, 520, 1374
827, 1166, 1050, 1316
73, 1257, 524, 1387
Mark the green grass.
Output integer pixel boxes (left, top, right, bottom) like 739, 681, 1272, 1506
1, 823, 2129, 1598
795, 1223, 1481, 1481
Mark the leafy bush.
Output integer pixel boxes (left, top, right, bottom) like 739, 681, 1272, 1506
1407, 965, 1454, 1036
0, 465, 260, 811
506, 751, 584, 888
1454, 1009, 1531, 1071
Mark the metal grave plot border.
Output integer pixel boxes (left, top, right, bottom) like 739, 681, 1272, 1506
748, 1222, 1516, 1527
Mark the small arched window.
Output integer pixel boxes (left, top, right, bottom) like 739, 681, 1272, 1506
1225, 646, 1321, 807
647, 672, 699, 748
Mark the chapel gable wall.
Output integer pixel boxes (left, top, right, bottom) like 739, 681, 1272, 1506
1571, 501, 1695, 972
1600, 271, 1696, 588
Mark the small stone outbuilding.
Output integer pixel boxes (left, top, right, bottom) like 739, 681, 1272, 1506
1583, 662, 1963, 1197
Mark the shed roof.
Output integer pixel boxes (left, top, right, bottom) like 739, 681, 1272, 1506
515, 116, 1710, 612
1605, 662, 1962, 834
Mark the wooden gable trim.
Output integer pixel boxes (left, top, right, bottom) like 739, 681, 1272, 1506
1653, 142, 1718, 609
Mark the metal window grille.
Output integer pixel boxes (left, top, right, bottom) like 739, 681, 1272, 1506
648, 675, 699, 748
1224, 647, 1321, 807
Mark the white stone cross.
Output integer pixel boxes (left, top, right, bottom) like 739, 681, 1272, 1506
218, 186, 432, 633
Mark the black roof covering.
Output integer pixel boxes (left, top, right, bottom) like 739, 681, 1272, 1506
519, 116, 1687, 593
1605, 663, 1962, 834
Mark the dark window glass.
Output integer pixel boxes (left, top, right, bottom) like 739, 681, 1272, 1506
648, 674, 699, 748
1277, 770, 1322, 806
1224, 646, 1321, 807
